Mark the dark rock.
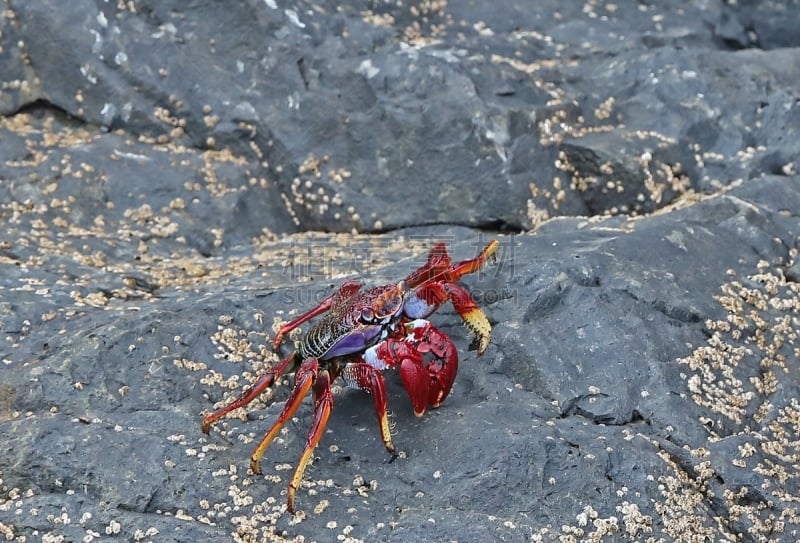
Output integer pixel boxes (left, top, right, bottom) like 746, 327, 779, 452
2, 1, 800, 542
725, 0, 800, 49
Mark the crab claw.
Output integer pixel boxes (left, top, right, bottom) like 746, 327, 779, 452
388, 320, 460, 415
400, 356, 430, 417
415, 324, 459, 408
373, 338, 430, 417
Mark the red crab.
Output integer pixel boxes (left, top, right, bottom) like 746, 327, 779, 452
201, 240, 498, 512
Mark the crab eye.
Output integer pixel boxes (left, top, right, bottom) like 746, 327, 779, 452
360, 307, 375, 323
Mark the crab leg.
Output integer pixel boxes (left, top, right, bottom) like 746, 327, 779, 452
341, 362, 395, 454
404, 242, 452, 288
433, 239, 499, 284
249, 357, 319, 475
405, 240, 499, 289
272, 280, 362, 349
406, 282, 492, 355
287, 368, 334, 513
201, 350, 301, 433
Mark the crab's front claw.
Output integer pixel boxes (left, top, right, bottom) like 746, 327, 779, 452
415, 323, 459, 408
400, 355, 430, 417
373, 338, 429, 416
382, 321, 461, 416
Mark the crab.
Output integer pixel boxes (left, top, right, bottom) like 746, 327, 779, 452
201, 240, 498, 512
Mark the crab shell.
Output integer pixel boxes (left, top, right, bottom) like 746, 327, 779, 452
298, 282, 408, 360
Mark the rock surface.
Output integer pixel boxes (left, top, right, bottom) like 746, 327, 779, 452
1, 1, 799, 542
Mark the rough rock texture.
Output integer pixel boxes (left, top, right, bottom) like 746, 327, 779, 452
1, 1, 799, 542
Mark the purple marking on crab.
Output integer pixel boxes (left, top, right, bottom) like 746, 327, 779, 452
322, 325, 383, 359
